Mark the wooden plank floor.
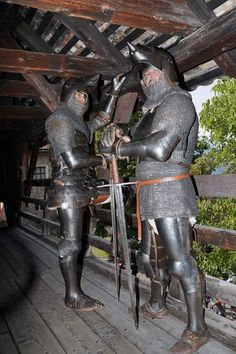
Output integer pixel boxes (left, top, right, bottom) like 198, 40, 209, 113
0, 227, 235, 354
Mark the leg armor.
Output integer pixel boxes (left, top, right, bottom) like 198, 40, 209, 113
57, 207, 103, 310
58, 207, 84, 305
138, 220, 170, 315
155, 217, 207, 335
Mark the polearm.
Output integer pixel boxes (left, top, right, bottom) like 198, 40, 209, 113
108, 155, 138, 328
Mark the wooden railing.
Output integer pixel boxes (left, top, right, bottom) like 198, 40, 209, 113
18, 174, 236, 305
19, 174, 236, 249
17, 173, 236, 349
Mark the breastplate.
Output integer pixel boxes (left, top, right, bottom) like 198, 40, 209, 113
132, 110, 156, 141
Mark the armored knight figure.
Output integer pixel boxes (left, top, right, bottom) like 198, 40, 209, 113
45, 74, 124, 310
101, 44, 209, 353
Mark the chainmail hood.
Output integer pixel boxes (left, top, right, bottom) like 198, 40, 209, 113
65, 89, 89, 119
141, 69, 189, 111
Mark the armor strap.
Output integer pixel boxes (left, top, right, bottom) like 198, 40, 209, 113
136, 173, 190, 241
90, 194, 110, 205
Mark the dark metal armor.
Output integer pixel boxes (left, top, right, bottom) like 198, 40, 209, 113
138, 220, 170, 315
130, 86, 198, 220
46, 103, 100, 210
102, 45, 209, 352
45, 75, 124, 310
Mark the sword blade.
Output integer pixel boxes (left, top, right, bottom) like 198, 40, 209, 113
114, 184, 138, 329
110, 179, 120, 301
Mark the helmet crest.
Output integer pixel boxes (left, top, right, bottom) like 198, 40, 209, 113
127, 42, 177, 84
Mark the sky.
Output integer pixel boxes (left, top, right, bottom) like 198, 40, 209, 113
191, 82, 216, 115
190, 81, 217, 137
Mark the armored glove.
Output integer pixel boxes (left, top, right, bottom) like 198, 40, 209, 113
102, 74, 126, 118
101, 123, 130, 147
108, 74, 126, 96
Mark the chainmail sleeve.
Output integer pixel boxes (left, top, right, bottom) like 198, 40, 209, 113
45, 112, 76, 156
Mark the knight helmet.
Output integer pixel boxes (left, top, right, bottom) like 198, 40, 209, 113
61, 74, 100, 102
127, 42, 177, 84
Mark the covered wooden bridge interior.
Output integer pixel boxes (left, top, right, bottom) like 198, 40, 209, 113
0, 0, 236, 353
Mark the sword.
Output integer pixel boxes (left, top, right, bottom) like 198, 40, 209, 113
109, 157, 120, 301
109, 156, 138, 328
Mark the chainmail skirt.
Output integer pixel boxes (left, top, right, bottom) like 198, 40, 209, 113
136, 161, 198, 220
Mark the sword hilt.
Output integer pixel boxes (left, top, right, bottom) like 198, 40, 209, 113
110, 155, 119, 183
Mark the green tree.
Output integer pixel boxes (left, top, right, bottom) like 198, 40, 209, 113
200, 78, 236, 173
192, 78, 236, 280
118, 111, 142, 178
191, 136, 217, 175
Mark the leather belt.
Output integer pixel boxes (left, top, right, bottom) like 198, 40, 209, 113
136, 173, 190, 241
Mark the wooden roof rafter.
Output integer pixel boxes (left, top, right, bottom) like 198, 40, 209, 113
0, 79, 61, 99
186, 0, 236, 77
0, 0, 203, 35
0, 48, 122, 77
0, 0, 235, 142
0, 30, 60, 112
170, 6, 236, 73
1, 7, 235, 82
0, 106, 48, 120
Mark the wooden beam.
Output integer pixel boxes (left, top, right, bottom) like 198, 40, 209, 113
18, 210, 60, 229
186, 68, 223, 89
0, 48, 120, 77
0, 32, 60, 111
14, 20, 52, 52
185, 0, 236, 77
0, 0, 202, 36
20, 196, 47, 209
95, 207, 236, 250
56, 14, 128, 68
0, 106, 48, 120
25, 147, 39, 196
0, 80, 40, 98
193, 174, 236, 198
113, 92, 138, 124
194, 224, 236, 250
0, 79, 61, 98
25, 178, 51, 187
170, 7, 236, 74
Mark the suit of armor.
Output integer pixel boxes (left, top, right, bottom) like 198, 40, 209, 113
102, 44, 209, 353
46, 75, 124, 310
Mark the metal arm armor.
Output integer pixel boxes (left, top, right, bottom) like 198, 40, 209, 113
101, 74, 126, 118
118, 130, 180, 161
61, 150, 104, 170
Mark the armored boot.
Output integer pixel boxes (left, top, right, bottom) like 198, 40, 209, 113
139, 221, 170, 318
58, 207, 103, 310
155, 217, 209, 354
171, 285, 209, 353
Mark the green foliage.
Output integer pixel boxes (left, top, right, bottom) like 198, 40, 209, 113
191, 136, 217, 175
190, 151, 216, 175
95, 220, 109, 238
117, 111, 143, 177
197, 197, 236, 230
191, 78, 236, 280
193, 241, 236, 279
194, 197, 236, 280
118, 158, 136, 178
200, 78, 236, 172
192, 135, 211, 163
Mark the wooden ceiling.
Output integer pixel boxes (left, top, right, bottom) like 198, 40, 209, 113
0, 0, 235, 143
